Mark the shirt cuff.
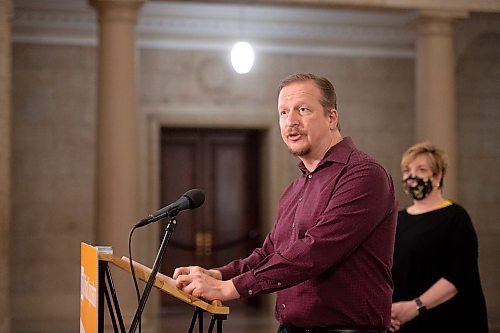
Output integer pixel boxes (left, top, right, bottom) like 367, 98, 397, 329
216, 266, 236, 281
231, 271, 263, 299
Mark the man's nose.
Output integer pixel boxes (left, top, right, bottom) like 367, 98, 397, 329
286, 110, 299, 126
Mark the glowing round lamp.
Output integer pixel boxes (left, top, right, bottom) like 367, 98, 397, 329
230, 41, 255, 74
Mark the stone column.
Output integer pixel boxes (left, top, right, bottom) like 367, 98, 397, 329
90, 0, 145, 322
0, 0, 12, 331
415, 10, 468, 200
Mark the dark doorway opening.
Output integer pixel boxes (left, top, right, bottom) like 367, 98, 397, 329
159, 127, 262, 310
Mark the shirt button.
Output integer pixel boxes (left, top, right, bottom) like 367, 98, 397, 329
298, 197, 302, 201
277, 282, 282, 287
307, 174, 312, 179
248, 290, 253, 295
282, 303, 286, 308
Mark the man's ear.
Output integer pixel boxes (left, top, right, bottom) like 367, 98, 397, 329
329, 109, 339, 130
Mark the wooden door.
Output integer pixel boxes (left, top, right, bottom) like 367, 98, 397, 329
159, 128, 261, 309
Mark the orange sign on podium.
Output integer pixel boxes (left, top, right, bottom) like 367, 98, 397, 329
79, 242, 229, 333
80, 242, 99, 333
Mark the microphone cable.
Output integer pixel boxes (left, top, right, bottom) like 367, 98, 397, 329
128, 226, 142, 333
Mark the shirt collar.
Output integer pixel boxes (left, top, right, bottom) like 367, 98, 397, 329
298, 136, 356, 174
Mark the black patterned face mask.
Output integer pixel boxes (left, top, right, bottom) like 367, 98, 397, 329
402, 175, 434, 201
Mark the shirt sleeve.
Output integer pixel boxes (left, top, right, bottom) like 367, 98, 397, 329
215, 230, 277, 280
232, 161, 396, 298
442, 206, 480, 291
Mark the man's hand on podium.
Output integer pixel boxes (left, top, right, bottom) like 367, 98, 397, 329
173, 266, 240, 302
173, 266, 222, 281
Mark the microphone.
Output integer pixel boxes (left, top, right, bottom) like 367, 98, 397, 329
135, 189, 205, 228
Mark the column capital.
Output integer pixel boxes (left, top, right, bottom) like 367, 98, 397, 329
89, 0, 146, 22
419, 9, 469, 20
417, 10, 469, 36
90, 0, 146, 7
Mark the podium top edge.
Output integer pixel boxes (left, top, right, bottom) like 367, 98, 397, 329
96, 246, 113, 254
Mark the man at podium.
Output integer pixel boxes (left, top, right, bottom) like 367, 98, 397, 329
174, 73, 397, 333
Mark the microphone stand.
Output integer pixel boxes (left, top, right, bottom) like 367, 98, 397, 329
129, 217, 177, 333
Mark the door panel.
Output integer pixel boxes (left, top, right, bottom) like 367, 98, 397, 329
159, 128, 261, 309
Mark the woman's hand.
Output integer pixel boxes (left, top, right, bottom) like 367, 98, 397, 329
391, 301, 419, 331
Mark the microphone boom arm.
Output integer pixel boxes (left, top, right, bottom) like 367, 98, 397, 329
129, 217, 177, 333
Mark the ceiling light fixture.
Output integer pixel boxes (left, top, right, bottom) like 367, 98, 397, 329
231, 41, 254, 74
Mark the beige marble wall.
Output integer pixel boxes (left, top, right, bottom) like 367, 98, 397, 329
11, 44, 96, 330
140, 48, 415, 202
456, 17, 500, 329
0, 0, 12, 332
8, 15, 500, 333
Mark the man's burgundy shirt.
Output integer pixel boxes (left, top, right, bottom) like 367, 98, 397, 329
217, 137, 397, 329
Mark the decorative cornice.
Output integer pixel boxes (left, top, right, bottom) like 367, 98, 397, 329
13, 1, 98, 46
223, 0, 500, 13
13, 0, 417, 58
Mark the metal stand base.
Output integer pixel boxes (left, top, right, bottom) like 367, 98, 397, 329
188, 307, 227, 333
99, 261, 126, 333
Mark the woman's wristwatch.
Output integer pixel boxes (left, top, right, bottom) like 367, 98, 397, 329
413, 297, 427, 315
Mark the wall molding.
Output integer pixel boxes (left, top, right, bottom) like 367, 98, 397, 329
13, 0, 417, 58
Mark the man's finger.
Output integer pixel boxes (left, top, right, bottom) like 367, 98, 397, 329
174, 266, 194, 279
175, 274, 193, 288
182, 283, 196, 295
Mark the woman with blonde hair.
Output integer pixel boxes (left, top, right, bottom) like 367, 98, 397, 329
390, 142, 488, 332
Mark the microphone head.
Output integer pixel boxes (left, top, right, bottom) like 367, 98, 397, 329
184, 189, 205, 209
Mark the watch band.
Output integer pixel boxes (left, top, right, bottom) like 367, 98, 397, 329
414, 297, 427, 314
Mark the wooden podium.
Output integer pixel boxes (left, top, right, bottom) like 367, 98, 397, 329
80, 242, 230, 333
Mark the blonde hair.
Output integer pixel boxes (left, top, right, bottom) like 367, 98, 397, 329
278, 73, 337, 110
401, 142, 448, 188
